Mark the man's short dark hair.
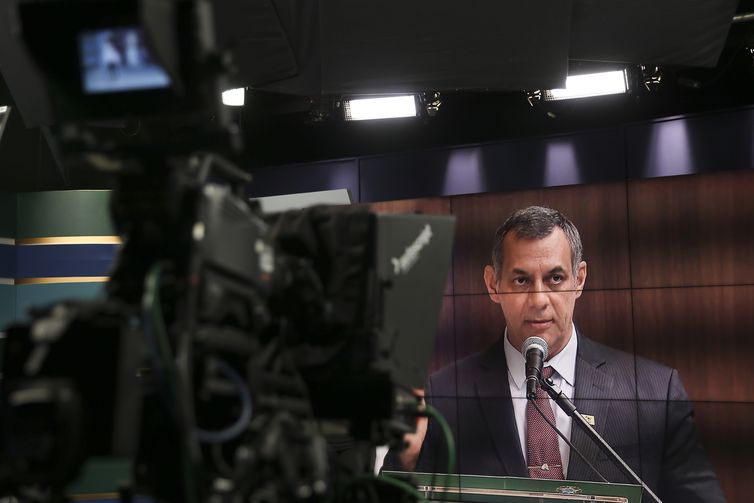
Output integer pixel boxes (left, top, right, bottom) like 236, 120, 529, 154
491, 206, 583, 278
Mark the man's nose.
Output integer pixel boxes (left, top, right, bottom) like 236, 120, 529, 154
527, 281, 549, 309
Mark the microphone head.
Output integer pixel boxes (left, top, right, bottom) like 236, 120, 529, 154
522, 336, 549, 361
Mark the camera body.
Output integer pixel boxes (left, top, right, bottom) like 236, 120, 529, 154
0, 2, 456, 501
0, 161, 455, 502
15, 0, 239, 158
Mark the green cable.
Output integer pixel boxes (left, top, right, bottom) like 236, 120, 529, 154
144, 265, 181, 410
143, 264, 198, 503
424, 403, 456, 476
423, 403, 456, 501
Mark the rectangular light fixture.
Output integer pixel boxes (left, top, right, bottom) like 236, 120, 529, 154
343, 95, 418, 121
0, 105, 10, 144
543, 70, 629, 101
222, 87, 245, 106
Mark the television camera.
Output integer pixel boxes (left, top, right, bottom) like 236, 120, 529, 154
0, 1, 455, 502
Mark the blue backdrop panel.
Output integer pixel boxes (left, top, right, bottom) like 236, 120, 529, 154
0, 244, 14, 278
16, 244, 119, 279
246, 159, 359, 200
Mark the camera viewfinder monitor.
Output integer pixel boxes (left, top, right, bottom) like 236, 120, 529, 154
78, 26, 171, 95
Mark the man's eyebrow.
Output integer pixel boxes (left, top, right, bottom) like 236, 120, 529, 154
509, 266, 567, 275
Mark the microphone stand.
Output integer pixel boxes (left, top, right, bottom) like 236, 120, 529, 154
538, 376, 663, 503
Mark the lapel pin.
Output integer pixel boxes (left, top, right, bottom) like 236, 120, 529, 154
581, 414, 595, 426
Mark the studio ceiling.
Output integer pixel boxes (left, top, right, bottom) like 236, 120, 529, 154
1, 0, 754, 192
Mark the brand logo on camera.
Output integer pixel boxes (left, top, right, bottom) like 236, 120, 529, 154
391, 224, 433, 275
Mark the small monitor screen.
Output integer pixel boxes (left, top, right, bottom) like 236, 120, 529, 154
78, 27, 172, 94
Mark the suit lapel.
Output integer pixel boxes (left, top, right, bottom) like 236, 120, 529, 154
474, 338, 528, 477
567, 335, 614, 482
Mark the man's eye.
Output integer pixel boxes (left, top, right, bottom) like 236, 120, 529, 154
551, 275, 563, 284
513, 277, 528, 286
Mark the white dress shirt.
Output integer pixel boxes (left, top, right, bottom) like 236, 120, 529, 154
503, 325, 577, 477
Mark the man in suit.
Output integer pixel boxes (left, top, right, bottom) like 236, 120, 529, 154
384, 206, 724, 503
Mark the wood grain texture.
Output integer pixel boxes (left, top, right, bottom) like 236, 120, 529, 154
367, 197, 451, 216
631, 285, 754, 402
573, 289, 635, 355
429, 296, 457, 375
452, 294, 507, 364
451, 181, 631, 295
693, 401, 754, 503
627, 170, 754, 288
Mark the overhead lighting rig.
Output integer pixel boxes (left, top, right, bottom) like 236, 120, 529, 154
640, 65, 663, 91
342, 94, 419, 121
532, 69, 631, 103
525, 67, 636, 119
421, 91, 443, 117
306, 92, 443, 123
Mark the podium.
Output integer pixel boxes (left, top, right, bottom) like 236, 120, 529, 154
383, 471, 643, 503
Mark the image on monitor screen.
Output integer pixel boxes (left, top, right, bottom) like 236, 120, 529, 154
78, 26, 171, 94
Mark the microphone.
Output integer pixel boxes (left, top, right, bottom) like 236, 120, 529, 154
522, 336, 548, 399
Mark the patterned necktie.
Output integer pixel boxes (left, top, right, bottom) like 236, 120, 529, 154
526, 366, 564, 479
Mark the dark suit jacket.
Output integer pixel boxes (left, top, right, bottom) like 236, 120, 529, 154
384, 333, 725, 503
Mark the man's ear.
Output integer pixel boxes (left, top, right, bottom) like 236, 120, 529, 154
574, 261, 587, 299
483, 265, 501, 304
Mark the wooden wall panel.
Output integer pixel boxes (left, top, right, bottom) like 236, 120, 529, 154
631, 285, 754, 403
452, 189, 543, 295
429, 296, 457, 375
368, 197, 451, 216
452, 294, 506, 364
573, 289, 635, 355
693, 402, 754, 503
451, 182, 631, 295
627, 171, 754, 288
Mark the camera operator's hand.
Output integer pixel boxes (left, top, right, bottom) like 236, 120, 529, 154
397, 389, 427, 471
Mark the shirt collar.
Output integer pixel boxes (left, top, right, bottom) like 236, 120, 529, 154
504, 324, 578, 390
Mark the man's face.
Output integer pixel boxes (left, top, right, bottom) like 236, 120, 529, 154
483, 227, 587, 359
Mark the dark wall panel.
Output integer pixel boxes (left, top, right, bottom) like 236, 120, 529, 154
627, 171, 754, 288
246, 159, 359, 199
359, 129, 626, 203
360, 148, 463, 202
626, 108, 754, 179
478, 129, 626, 191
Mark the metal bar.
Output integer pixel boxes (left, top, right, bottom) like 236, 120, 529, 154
733, 12, 754, 23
